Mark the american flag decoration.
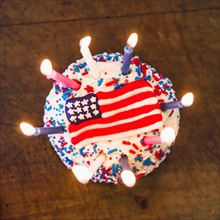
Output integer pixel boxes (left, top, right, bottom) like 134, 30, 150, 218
66, 80, 163, 149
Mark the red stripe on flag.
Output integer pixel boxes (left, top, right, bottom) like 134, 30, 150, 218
97, 80, 151, 100
99, 91, 155, 113
71, 114, 162, 145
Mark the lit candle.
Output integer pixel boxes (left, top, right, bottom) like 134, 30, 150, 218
72, 153, 106, 184
72, 165, 91, 184
119, 155, 136, 187
160, 92, 194, 111
121, 33, 138, 75
79, 36, 99, 79
142, 127, 176, 145
40, 59, 81, 90
20, 122, 64, 136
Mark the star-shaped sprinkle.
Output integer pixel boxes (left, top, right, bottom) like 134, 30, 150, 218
83, 106, 89, 112
70, 115, 77, 122
90, 96, 97, 103
91, 104, 97, 110
93, 109, 100, 115
82, 99, 89, 106
66, 102, 73, 108
85, 112, 92, 119
76, 107, 82, 114
68, 108, 74, 115
78, 114, 85, 120
74, 100, 80, 108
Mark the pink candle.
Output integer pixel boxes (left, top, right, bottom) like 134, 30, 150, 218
40, 59, 81, 90
143, 127, 175, 145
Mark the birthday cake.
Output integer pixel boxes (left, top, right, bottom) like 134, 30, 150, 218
43, 52, 180, 185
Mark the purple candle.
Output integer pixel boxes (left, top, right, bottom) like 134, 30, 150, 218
20, 122, 64, 136
119, 155, 130, 171
119, 155, 136, 187
161, 92, 194, 111
40, 59, 81, 90
122, 33, 138, 75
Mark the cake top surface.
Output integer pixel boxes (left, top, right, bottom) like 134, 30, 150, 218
43, 52, 180, 185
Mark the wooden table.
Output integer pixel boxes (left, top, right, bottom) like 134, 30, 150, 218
1, 1, 219, 219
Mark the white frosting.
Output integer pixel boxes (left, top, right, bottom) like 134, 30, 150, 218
43, 53, 180, 184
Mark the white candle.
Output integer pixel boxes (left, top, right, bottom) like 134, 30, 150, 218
79, 36, 99, 79
72, 153, 106, 184
72, 165, 91, 184
142, 127, 176, 145
40, 59, 81, 90
121, 170, 136, 187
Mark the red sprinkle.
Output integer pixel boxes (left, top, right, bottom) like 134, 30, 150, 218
84, 85, 94, 93
168, 110, 174, 117
122, 141, 131, 145
82, 72, 88, 76
129, 149, 136, 154
106, 78, 118, 86
132, 143, 139, 150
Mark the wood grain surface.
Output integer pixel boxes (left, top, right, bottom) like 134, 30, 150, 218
1, 0, 219, 219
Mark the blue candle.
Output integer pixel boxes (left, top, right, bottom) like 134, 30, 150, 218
20, 122, 64, 136
122, 33, 138, 75
160, 92, 194, 111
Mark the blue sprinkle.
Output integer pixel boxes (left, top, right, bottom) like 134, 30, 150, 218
112, 163, 119, 173
136, 67, 141, 76
93, 144, 98, 150
135, 76, 142, 81
80, 147, 85, 156
58, 104, 63, 109
114, 56, 119, 61
132, 166, 137, 173
68, 145, 73, 152
97, 78, 104, 86
64, 157, 73, 166
144, 75, 151, 81
47, 105, 52, 111
143, 158, 153, 166
74, 67, 80, 73
134, 156, 143, 162
79, 63, 86, 68
111, 163, 119, 176
107, 148, 118, 155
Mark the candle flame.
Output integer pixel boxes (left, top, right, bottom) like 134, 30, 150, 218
160, 127, 175, 144
181, 92, 194, 107
121, 170, 136, 187
40, 59, 53, 76
127, 33, 138, 48
20, 122, 36, 136
79, 36, 91, 48
72, 165, 91, 184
